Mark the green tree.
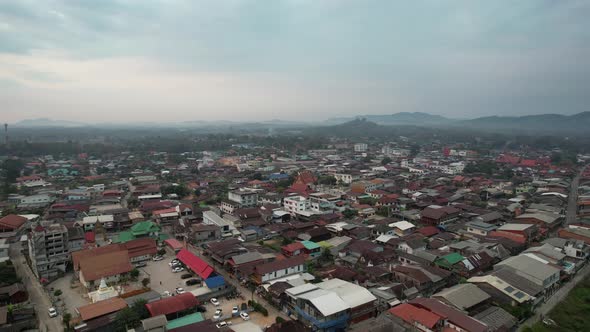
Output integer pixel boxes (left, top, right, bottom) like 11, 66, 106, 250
131, 299, 150, 319
114, 307, 140, 331
342, 209, 358, 219
141, 277, 150, 288
376, 206, 390, 217
130, 268, 140, 279
319, 248, 334, 263
62, 311, 72, 331
381, 157, 392, 165
318, 175, 337, 185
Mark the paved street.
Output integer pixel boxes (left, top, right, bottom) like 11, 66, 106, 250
565, 166, 585, 225
9, 242, 62, 332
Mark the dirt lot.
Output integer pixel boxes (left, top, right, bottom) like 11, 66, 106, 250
49, 273, 90, 314
139, 253, 203, 295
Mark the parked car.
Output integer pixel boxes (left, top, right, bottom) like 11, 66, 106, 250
48, 307, 58, 318
180, 273, 193, 279
196, 305, 207, 313
186, 278, 201, 286
216, 321, 228, 329
162, 291, 172, 297
213, 309, 223, 320
211, 298, 220, 306
175, 287, 185, 294
232, 306, 239, 316
240, 312, 250, 321
172, 267, 184, 273
135, 262, 147, 268
168, 259, 180, 266
240, 303, 248, 312
152, 256, 164, 261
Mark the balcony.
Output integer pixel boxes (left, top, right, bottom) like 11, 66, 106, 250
293, 305, 349, 330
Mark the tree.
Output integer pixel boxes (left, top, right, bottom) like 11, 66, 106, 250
130, 268, 140, 279
318, 175, 337, 185
381, 157, 392, 165
251, 172, 263, 180
53, 289, 62, 297
342, 209, 358, 219
281, 237, 293, 246
131, 299, 150, 319
141, 277, 150, 288
319, 248, 334, 263
359, 197, 377, 206
114, 307, 140, 331
62, 311, 72, 331
376, 206, 390, 217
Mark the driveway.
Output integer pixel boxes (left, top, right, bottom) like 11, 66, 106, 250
9, 242, 62, 332
140, 253, 203, 295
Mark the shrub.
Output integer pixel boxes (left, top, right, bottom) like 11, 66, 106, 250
53, 289, 62, 297
250, 300, 268, 317
276, 316, 285, 324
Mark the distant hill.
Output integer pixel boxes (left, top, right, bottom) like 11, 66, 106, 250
12, 118, 87, 128
458, 112, 590, 133
327, 112, 453, 126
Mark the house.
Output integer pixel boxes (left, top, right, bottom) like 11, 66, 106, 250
390, 265, 450, 296
0, 215, 27, 234
468, 274, 537, 307
409, 298, 489, 332
388, 303, 444, 332
432, 283, 491, 315
465, 221, 497, 237
420, 206, 460, 226
0, 283, 27, 305
285, 278, 377, 331
558, 224, 590, 244
301, 240, 321, 258
493, 223, 538, 244
515, 212, 562, 230
389, 220, 416, 236
122, 238, 158, 263
282, 242, 305, 257
252, 255, 307, 284
494, 254, 561, 291
145, 292, 199, 319
191, 224, 221, 242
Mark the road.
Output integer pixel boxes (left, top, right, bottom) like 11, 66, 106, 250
566, 166, 585, 225
186, 244, 290, 321
9, 242, 63, 332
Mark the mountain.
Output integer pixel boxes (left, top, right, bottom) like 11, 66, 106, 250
12, 118, 87, 128
458, 112, 590, 133
327, 112, 453, 126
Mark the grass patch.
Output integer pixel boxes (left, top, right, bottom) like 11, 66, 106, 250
524, 275, 590, 332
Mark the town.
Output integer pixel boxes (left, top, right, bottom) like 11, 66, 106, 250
0, 127, 588, 332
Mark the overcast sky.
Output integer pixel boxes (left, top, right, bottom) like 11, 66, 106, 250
1, 0, 589, 123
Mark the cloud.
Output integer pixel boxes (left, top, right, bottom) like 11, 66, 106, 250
0, 0, 589, 121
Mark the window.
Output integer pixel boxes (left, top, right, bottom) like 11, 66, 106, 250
504, 286, 515, 293
514, 291, 525, 299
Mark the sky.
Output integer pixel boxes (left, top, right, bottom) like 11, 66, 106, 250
1, 0, 589, 123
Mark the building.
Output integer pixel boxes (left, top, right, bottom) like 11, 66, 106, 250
284, 195, 310, 215
0, 215, 27, 234
191, 224, 221, 242
494, 254, 561, 291
228, 189, 258, 208
421, 206, 460, 226
28, 223, 70, 280
78, 249, 133, 289
252, 255, 307, 284
354, 143, 368, 152
432, 283, 491, 315
285, 278, 377, 331
145, 292, 199, 319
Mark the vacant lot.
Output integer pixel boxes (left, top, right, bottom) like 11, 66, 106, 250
524, 275, 590, 332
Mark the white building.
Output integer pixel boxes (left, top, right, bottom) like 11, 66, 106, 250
354, 143, 368, 152
284, 195, 309, 215
228, 189, 258, 208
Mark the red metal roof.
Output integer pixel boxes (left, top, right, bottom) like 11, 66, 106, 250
164, 238, 184, 250
176, 249, 215, 280
389, 303, 442, 329
0, 215, 27, 230
145, 292, 199, 317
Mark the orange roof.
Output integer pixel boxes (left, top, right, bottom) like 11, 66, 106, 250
146, 292, 198, 317
72, 244, 124, 271
389, 303, 442, 329
77, 297, 127, 321
0, 215, 27, 230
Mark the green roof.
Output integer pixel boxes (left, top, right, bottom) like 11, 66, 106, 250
166, 312, 204, 329
436, 252, 464, 268
317, 241, 332, 248
131, 221, 159, 235
301, 240, 320, 250
158, 233, 170, 241
115, 231, 136, 243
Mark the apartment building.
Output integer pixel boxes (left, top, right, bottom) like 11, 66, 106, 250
28, 223, 70, 280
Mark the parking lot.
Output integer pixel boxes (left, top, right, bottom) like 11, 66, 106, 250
202, 295, 278, 328
139, 253, 203, 296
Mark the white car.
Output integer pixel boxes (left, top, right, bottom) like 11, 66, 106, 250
168, 259, 180, 266
162, 291, 172, 297
240, 312, 250, 321
213, 309, 223, 320
175, 287, 185, 294
152, 256, 164, 261
48, 307, 58, 318
216, 321, 228, 329
172, 267, 184, 273
232, 306, 239, 316
210, 298, 220, 306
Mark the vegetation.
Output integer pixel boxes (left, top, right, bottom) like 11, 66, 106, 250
62, 311, 72, 331
317, 175, 337, 185
0, 262, 20, 285
523, 276, 590, 332
248, 300, 269, 317
161, 184, 190, 198
130, 268, 140, 279
342, 208, 358, 219
376, 206, 390, 217
114, 307, 140, 331
381, 157, 392, 165
53, 289, 62, 297
141, 277, 150, 288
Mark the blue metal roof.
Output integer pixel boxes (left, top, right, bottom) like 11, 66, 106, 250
205, 275, 225, 288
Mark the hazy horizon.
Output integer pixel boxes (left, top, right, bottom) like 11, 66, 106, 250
1, 1, 589, 123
